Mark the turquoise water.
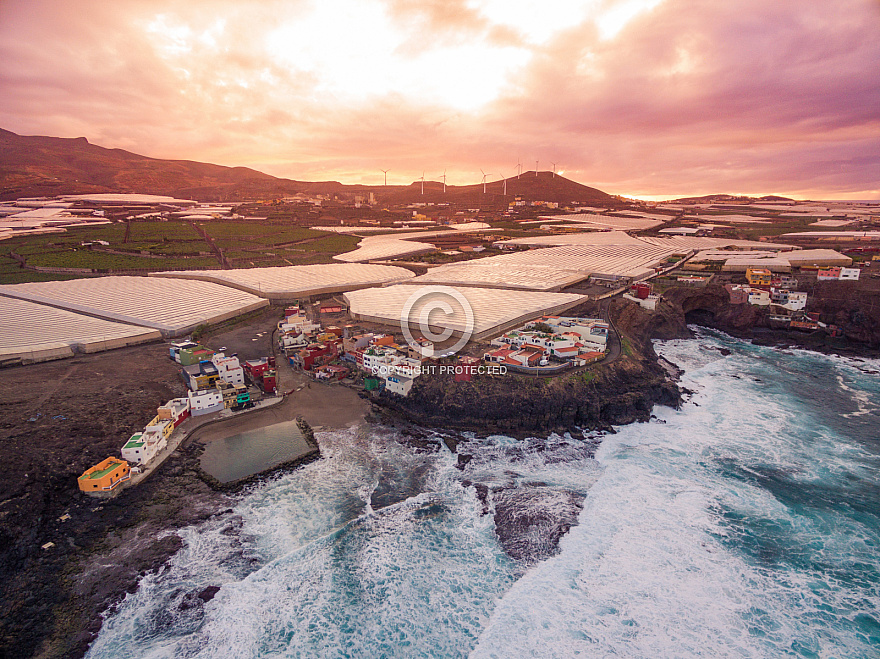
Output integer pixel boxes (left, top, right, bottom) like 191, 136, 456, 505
87, 330, 880, 658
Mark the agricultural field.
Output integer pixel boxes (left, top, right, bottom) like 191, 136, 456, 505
113, 241, 213, 255
0, 254, 85, 284
408, 247, 505, 264
128, 221, 202, 241
24, 251, 218, 270
0, 218, 364, 283
286, 234, 361, 253
199, 222, 325, 244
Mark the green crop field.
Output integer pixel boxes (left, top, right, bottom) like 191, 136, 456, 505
199, 222, 325, 244
109, 241, 212, 255
57, 224, 128, 243
1, 219, 366, 281
0, 270, 85, 284
0, 256, 85, 284
25, 250, 217, 270
128, 221, 201, 241
285, 234, 361, 253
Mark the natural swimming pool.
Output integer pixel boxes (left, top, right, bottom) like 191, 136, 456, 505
199, 419, 315, 482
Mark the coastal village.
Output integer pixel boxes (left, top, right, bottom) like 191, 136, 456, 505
76, 299, 616, 495
2, 178, 879, 659
0, 183, 876, 501
71, 239, 873, 496
0, 189, 868, 497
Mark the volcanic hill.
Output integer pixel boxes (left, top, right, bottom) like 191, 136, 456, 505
0, 128, 618, 206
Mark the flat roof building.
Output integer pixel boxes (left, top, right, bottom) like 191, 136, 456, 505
0, 276, 268, 337
0, 295, 162, 364
151, 263, 415, 301
77, 457, 130, 496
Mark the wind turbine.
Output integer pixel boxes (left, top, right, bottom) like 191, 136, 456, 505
380, 169, 388, 186
551, 162, 557, 178
516, 158, 522, 179
420, 172, 425, 195
535, 160, 539, 177
441, 169, 447, 194
500, 173, 507, 196
480, 169, 487, 194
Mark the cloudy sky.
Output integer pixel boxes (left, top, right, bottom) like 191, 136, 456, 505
1, 0, 878, 199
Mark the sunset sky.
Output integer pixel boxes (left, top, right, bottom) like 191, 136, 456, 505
1, 0, 878, 199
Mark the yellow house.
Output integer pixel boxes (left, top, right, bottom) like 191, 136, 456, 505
78, 457, 130, 494
145, 415, 174, 441
746, 268, 773, 286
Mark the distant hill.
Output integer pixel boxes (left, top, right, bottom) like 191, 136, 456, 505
0, 128, 619, 206
376, 172, 620, 207
0, 128, 301, 201
669, 193, 795, 204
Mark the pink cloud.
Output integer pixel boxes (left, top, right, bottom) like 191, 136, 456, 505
0, 0, 877, 198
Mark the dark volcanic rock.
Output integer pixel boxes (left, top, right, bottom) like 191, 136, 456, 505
369, 462, 433, 511
664, 282, 880, 352
491, 487, 586, 564
375, 356, 680, 435
372, 296, 687, 436
197, 585, 221, 602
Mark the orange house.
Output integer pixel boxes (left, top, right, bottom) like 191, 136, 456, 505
746, 268, 773, 286
78, 457, 130, 495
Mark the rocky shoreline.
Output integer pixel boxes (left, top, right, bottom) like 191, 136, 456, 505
376, 283, 879, 443
369, 295, 689, 437
2, 284, 877, 658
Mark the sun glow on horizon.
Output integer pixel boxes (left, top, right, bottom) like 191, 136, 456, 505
2, 0, 874, 200
264, 0, 533, 111
143, 0, 667, 114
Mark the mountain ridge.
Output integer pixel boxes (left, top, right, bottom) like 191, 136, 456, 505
0, 129, 618, 206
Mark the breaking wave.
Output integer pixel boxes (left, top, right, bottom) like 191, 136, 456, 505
87, 329, 880, 658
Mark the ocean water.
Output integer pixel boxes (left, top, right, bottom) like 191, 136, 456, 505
87, 329, 880, 658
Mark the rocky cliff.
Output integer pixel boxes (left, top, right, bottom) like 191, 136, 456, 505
376, 298, 684, 436
663, 282, 880, 350
375, 279, 879, 435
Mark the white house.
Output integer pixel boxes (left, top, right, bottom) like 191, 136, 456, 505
839, 267, 861, 281
278, 316, 321, 334
212, 353, 245, 386
389, 357, 422, 378
541, 317, 609, 346
121, 423, 169, 466
771, 288, 808, 311
121, 432, 150, 465
280, 332, 309, 351
385, 374, 416, 396
784, 292, 808, 311
188, 389, 224, 416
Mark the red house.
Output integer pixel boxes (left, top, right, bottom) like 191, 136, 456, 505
244, 358, 272, 381
292, 342, 340, 371
455, 356, 481, 382
631, 283, 651, 299
261, 370, 277, 394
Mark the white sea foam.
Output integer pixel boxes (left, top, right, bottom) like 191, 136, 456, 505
88, 334, 880, 659
470, 333, 880, 659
